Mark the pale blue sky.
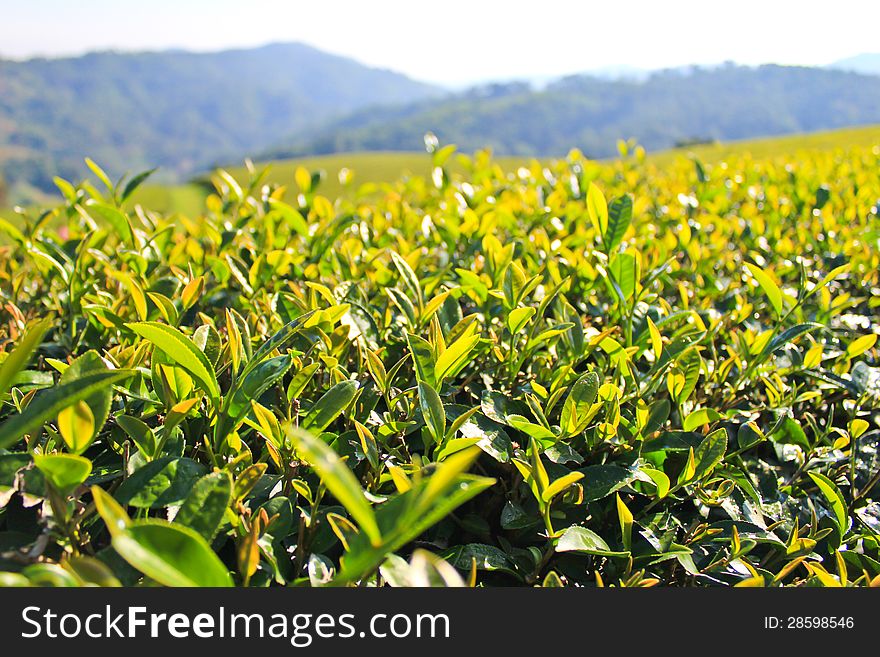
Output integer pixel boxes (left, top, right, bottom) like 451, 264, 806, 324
1, 0, 876, 85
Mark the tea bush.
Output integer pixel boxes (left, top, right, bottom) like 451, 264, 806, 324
0, 142, 879, 587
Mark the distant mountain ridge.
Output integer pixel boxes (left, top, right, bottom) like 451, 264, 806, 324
0, 42, 439, 194
829, 53, 880, 75
264, 64, 880, 161
3, 44, 880, 204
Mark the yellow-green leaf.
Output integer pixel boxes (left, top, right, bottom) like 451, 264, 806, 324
745, 263, 783, 317
847, 334, 877, 358
587, 182, 608, 237
57, 400, 95, 454
541, 471, 584, 503
286, 426, 382, 547
808, 472, 848, 537
127, 322, 219, 402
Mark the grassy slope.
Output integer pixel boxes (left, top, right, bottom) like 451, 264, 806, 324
8, 124, 880, 216
648, 124, 880, 165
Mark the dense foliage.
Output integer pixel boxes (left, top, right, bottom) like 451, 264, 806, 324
0, 140, 879, 587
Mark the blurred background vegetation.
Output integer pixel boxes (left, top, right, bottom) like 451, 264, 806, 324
1, 42, 879, 210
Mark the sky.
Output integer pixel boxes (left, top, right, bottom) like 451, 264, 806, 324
1, 0, 877, 86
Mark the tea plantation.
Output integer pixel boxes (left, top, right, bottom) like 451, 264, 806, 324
0, 137, 878, 587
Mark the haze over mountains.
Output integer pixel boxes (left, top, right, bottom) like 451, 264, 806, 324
0, 43, 438, 196
267, 64, 880, 161
830, 53, 880, 75
1, 42, 879, 203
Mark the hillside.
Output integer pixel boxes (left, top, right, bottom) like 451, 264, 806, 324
121, 124, 880, 215
0, 43, 438, 199
266, 64, 880, 160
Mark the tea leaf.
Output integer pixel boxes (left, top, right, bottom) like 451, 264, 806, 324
807, 472, 848, 537
175, 471, 232, 541
33, 453, 92, 496
302, 380, 359, 432
127, 322, 219, 402
745, 263, 783, 317
419, 380, 446, 447
0, 318, 52, 399
57, 400, 95, 454
0, 369, 130, 449
112, 520, 233, 587
287, 426, 381, 547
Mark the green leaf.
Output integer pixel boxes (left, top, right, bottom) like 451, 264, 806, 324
541, 471, 584, 502
267, 198, 309, 237
670, 349, 701, 405
507, 307, 535, 335
33, 453, 92, 496
85, 202, 133, 247
0, 318, 52, 399
0, 369, 131, 450
286, 426, 381, 547
448, 406, 512, 463
112, 520, 233, 587
578, 464, 638, 502
389, 250, 423, 309
116, 414, 157, 459
0, 453, 43, 497
386, 288, 417, 327
57, 400, 95, 454
354, 420, 380, 471
814, 185, 831, 210
91, 485, 130, 536
20, 563, 80, 587
641, 467, 670, 498
120, 167, 157, 203
692, 427, 728, 482
608, 251, 638, 300
338, 449, 494, 583
587, 182, 608, 238
771, 417, 811, 451
847, 334, 877, 359
442, 543, 520, 578
616, 494, 633, 551
302, 380, 359, 432
419, 380, 446, 446
556, 525, 628, 557
604, 195, 633, 251
85, 158, 114, 192
683, 407, 723, 432
560, 371, 599, 437
58, 350, 113, 451
506, 414, 557, 447
115, 457, 207, 508
764, 323, 822, 355
226, 354, 293, 419
287, 362, 320, 400
808, 472, 849, 537
243, 310, 315, 379
127, 322, 220, 402
434, 323, 480, 384
174, 471, 232, 541
745, 263, 783, 317
642, 399, 670, 435
65, 555, 122, 587
406, 332, 436, 387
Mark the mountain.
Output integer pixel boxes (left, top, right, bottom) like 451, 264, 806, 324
830, 53, 880, 75
265, 64, 880, 161
0, 43, 439, 196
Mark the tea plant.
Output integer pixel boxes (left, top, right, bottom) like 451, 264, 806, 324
0, 141, 879, 587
